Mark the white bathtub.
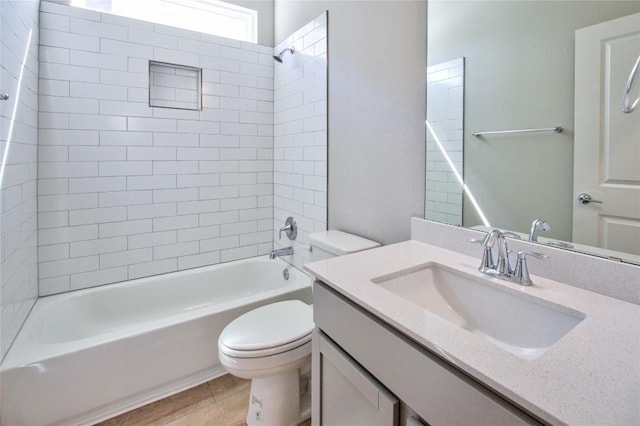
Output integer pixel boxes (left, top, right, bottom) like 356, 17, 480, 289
0, 257, 312, 426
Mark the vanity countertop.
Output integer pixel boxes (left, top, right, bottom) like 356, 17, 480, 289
304, 240, 640, 425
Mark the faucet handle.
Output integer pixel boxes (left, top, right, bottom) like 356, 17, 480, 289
512, 251, 549, 286
469, 237, 496, 273
278, 217, 297, 240
518, 251, 549, 261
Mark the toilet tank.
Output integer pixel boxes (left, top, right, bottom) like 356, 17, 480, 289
308, 230, 380, 262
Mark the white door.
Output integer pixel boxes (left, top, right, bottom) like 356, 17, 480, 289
573, 12, 640, 256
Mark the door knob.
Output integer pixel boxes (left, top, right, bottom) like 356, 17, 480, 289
577, 193, 603, 204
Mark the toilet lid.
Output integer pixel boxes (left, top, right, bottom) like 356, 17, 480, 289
309, 230, 380, 255
219, 300, 313, 354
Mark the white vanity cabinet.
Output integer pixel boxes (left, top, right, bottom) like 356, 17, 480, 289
312, 281, 542, 426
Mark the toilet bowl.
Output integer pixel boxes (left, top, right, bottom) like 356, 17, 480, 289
219, 300, 313, 426
218, 230, 380, 426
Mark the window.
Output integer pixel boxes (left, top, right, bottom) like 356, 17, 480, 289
70, 0, 258, 43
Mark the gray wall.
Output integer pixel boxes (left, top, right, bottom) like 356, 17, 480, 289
428, 1, 640, 241
275, 1, 427, 245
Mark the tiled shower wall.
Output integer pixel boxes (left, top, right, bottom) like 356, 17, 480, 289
425, 58, 464, 226
0, 0, 40, 360
272, 13, 327, 270
37, 1, 275, 295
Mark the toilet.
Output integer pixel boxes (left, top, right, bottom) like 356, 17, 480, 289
218, 230, 380, 426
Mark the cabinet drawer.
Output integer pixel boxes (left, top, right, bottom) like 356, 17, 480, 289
313, 281, 541, 426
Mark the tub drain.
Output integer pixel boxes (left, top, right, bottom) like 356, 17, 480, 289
283, 268, 290, 280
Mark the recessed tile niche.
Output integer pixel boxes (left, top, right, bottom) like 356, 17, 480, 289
149, 61, 202, 110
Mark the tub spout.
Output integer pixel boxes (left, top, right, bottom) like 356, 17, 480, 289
270, 246, 293, 259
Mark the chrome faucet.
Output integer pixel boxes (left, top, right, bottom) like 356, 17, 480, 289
529, 218, 551, 242
471, 229, 548, 286
473, 229, 511, 278
269, 246, 293, 259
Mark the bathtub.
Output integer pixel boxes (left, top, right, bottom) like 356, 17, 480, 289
0, 257, 312, 426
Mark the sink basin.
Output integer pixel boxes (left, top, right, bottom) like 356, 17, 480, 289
371, 262, 585, 360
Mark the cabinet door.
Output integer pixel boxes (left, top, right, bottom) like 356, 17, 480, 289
312, 329, 399, 426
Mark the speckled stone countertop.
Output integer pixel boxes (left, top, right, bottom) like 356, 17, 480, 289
304, 240, 640, 425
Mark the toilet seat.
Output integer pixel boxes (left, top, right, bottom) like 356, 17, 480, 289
219, 300, 313, 358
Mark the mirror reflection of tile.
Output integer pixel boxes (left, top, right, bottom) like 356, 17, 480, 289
425, 57, 464, 226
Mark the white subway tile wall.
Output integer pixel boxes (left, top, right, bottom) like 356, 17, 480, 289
38, 2, 274, 295
273, 13, 327, 270
1, 0, 40, 360
425, 58, 464, 226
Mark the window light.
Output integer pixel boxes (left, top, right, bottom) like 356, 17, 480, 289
70, 0, 258, 43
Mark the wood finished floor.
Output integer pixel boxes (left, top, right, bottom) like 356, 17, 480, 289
97, 374, 312, 426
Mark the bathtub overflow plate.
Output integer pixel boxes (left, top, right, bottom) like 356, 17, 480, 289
283, 268, 290, 280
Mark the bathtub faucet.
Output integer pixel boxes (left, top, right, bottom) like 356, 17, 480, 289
269, 246, 293, 259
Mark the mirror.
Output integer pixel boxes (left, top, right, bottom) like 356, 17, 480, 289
426, 0, 640, 265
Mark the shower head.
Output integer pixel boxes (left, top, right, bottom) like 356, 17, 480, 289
273, 47, 295, 63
